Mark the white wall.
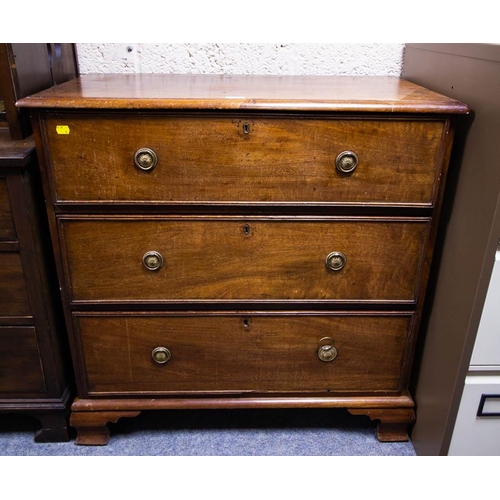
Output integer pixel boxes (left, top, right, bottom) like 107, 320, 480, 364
76, 43, 405, 76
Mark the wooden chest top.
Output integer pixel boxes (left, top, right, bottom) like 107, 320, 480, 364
17, 74, 469, 114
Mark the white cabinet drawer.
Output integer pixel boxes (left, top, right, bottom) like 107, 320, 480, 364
448, 375, 500, 455
470, 250, 500, 367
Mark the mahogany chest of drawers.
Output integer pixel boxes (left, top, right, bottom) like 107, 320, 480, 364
18, 74, 468, 445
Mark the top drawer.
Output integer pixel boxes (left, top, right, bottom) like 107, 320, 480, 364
42, 113, 446, 206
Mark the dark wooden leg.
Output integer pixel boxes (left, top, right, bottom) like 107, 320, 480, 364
348, 408, 415, 442
31, 410, 70, 443
70, 410, 141, 445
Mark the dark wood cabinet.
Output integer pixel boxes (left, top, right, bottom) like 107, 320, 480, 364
0, 130, 71, 441
18, 74, 468, 445
0, 44, 77, 441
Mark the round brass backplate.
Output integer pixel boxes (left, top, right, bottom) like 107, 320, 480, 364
151, 347, 171, 364
134, 148, 158, 171
335, 151, 358, 174
325, 251, 346, 272
317, 337, 338, 362
142, 251, 164, 271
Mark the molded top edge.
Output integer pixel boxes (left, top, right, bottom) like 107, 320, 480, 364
16, 74, 470, 114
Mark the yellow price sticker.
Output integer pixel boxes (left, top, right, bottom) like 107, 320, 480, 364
56, 125, 70, 135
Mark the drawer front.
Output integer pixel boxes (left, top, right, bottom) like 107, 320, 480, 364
44, 114, 444, 206
0, 253, 31, 316
0, 326, 45, 394
470, 250, 500, 367
61, 218, 429, 303
448, 376, 500, 456
76, 313, 411, 395
0, 179, 16, 241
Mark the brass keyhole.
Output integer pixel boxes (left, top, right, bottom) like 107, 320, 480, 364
243, 224, 250, 235
243, 123, 250, 134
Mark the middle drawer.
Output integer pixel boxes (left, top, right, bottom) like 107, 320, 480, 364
59, 216, 430, 304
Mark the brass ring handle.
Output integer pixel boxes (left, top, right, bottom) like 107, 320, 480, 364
317, 337, 338, 362
142, 251, 164, 271
134, 148, 158, 171
336, 151, 358, 174
151, 347, 171, 364
325, 251, 346, 272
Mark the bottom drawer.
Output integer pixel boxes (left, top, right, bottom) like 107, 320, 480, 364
0, 326, 46, 394
448, 375, 500, 456
76, 313, 413, 396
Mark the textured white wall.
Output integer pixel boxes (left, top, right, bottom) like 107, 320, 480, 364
76, 43, 405, 76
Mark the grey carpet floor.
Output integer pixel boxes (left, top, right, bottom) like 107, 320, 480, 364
0, 408, 416, 456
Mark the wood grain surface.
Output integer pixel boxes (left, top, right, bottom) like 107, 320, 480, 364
0, 326, 45, 393
0, 253, 32, 316
43, 113, 445, 206
0, 180, 16, 240
17, 74, 470, 114
75, 313, 412, 395
60, 217, 430, 303
0, 130, 35, 167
